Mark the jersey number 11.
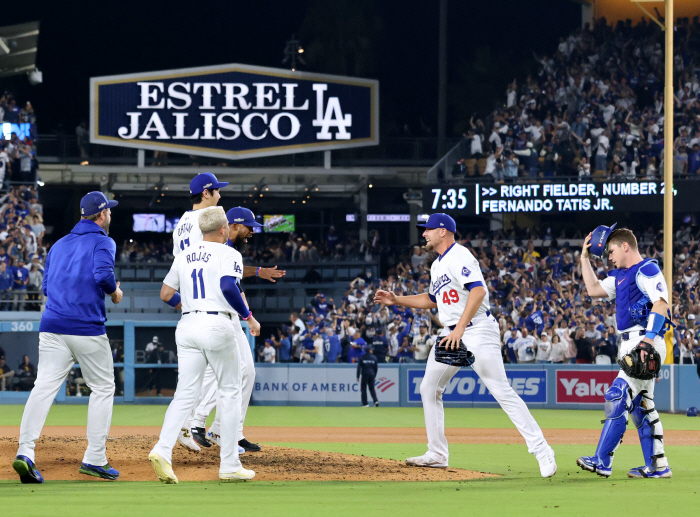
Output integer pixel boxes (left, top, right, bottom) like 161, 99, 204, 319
191, 268, 206, 299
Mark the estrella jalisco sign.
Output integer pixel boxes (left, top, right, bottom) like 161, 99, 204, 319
89, 63, 379, 159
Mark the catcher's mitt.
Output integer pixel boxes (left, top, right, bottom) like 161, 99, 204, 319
434, 337, 475, 368
618, 341, 661, 380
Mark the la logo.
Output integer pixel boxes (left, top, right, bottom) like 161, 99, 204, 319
312, 84, 352, 140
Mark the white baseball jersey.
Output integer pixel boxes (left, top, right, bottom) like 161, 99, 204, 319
164, 241, 243, 314
429, 243, 489, 326
172, 207, 219, 256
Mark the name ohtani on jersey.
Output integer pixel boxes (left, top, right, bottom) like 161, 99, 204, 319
429, 243, 490, 326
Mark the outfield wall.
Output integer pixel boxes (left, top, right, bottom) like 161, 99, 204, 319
1, 317, 698, 412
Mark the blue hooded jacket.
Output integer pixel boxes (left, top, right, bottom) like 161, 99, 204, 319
40, 219, 117, 336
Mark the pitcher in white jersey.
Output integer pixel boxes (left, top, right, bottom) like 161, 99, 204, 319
374, 213, 556, 478
148, 207, 261, 483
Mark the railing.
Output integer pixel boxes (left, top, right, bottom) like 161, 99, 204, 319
114, 260, 379, 283
0, 291, 44, 312
427, 139, 466, 183
35, 135, 461, 168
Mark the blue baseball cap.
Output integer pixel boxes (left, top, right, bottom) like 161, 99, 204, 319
226, 207, 263, 227
589, 223, 617, 257
80, 191, 118, 217
189, 172, 229, 195
416, 213, 456, 233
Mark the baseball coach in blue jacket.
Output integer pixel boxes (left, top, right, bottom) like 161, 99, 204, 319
12, 191, 124, 484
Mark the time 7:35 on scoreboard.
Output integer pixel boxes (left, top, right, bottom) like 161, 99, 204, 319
431, 188, 468, 210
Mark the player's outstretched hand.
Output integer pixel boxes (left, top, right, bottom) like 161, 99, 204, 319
259, 266, 286, 283
373, 289, 396, 306
111, 281, 123, 304
248, 316, 261, 336
581, 232, 593, 259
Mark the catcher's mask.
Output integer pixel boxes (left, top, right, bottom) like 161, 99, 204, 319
589, 222, 617, 258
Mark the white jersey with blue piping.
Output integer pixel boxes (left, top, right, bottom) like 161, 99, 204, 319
164, 241, 243, 314
599, 258, 669, 332
172, 207, 220, 257
428, 242, 489, 326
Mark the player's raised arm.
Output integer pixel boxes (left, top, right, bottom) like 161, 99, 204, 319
580, 231, 611, 298
373, 290, 437, 309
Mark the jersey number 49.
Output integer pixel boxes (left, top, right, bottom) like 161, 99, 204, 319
442, 289, 459, 305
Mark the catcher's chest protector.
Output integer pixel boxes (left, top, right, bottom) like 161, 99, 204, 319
610, 258, 658, 330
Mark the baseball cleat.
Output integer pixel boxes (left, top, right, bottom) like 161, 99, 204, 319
375, 401, 380, 407
191, 427, 212, 448
177, 428, 201, 452
12, 455, 44, 484
78, 462, 120, 480
536, 447, 557, 478
576, 456, 611, 478
405, 453, 448, 469
219, 467, 255, 481
206, 430, 221, 447
148, 452, 178, 484
239, 438, 261, 452
627, 466, 672, 478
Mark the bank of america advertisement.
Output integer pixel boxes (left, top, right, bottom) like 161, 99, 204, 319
253, 365, 399, 404
90, 63, 379, 159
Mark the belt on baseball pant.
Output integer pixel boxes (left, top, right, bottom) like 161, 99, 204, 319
183, 310, 233, 320
448, 311, 491, 332
620, 330, 645, 341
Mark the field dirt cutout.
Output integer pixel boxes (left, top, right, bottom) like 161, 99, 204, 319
0, 436, 495, 482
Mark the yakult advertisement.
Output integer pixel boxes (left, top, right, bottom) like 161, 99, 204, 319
556, 370, 618, 404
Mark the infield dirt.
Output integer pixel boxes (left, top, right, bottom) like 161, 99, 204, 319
1, 426, 698, 482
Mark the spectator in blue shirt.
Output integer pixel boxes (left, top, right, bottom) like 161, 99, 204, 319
0, 261, 13, 310
348, 330, 366, 363
323, 328, 342, 363
689, 143, 700, 175
12, 258, 28, 311
274, 328, 292, 363
310, 293, 331, 317
397, 335, 414, 363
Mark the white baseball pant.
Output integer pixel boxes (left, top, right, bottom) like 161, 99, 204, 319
421, 314, 549, 464
190, 317, 255, 440
17, 332, 115, 465
152, 313, 242, 474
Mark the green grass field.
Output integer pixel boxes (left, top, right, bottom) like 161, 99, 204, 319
2, 406, 699, 517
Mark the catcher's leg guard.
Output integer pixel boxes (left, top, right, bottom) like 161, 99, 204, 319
593, 377, 631, 470
630, 391, 668, 470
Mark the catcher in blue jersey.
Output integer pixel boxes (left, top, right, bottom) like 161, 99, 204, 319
577, 224, 672, 478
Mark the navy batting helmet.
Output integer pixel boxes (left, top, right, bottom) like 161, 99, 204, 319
589, 223, 617, 257
687, 406, 698, 417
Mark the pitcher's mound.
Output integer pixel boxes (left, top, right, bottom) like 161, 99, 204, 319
0, 436, 495, 482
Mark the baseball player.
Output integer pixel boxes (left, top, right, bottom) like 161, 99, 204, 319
577, 224, 672, 478
149, 207, 260, 483
173, 175, 284, 452
373, 213, 556, 477
13, 192, 123, 483
189, 207, 268, 452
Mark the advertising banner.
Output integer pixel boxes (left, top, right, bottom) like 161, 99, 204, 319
90, 63, 379, 159
253, 365, 399, 403
422, 181, 698, 215
407, 369, 547, 403
555, 370, 618, 404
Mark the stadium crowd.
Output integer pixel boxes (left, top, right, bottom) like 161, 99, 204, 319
260, 226, 700, 368
453, 16, 700, 181
0, 91, 39, 185
0, 186, 46, 310
119, 227, 381, 264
